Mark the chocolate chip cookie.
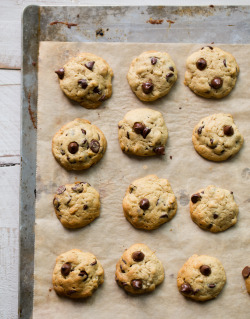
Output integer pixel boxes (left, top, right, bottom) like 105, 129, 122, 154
52, 118, 107, 170
52, 249, 104, 298
118, 108, 168, 156
177, 254, 226, 301
127, 51, 177, 101
123, 175, 177, 230
190, 185, 239, 233
115, 243, 164, 294
242, 266, 250, 294
55, 52, 113, 108
53, 182, 100, 229
192, 113, 243, 161
184, 46, 239, 98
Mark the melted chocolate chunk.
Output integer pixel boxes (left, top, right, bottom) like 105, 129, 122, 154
208, 283, 216, 288
80, 139, 89, 149
79, 270, 88, 281
180, 283, 193, 294
78, 79, 88, 89
198, 126, 204, 134
166, 73, 174, 81
139, 198, 150, 210
71, 183, 83, 193
99, 94, 106, 102
196, 58, 207, 70
153, 146, 165, 155
133, 122, 145, 134
210, 77, 223, 89
207, 223, 213, 229
68, 142, 79, 154
160, 214, 168, 218
120, 265, 125, 273
67, 290, 76, 295
93, 86, 101, 94
142, 82, 154, 94
83, 204, 88, 210
242, 266, 250, 279
55, 68, 64, 79
57, 185, 66, 195
61, 262, 71, 276
131, 279, 142, 290
200, 265, 211, 276
53, 197, 60, 209
90, 260, 97, 266
85, 61, 95, 70
191, 193, 201, 204
223, 125, 234, 136
223, 59, 227, 67
81, 129, 86, 135
90, 139, 100, 153
132, 251, 145, 262
142, 127, 151, 139
127, 132, 130, 139
169, 66, 174, 72
151, 57, 157, 65
213, 213, 219, 219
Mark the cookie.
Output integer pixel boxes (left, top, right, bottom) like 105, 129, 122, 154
53, 182, 100, 229
52, 249, 104, 298
127, 51, 177, 102
190, 185, 238, 233
192, 113, 243, 161
115, 243, 164, 294
55, 52, 113, 108
242, 266, 250, 294
118, 108, 168, 156
52, 118, 107, 170
177, 254, 226, 301
123, 175, 177, 230
184, 46, 239, 98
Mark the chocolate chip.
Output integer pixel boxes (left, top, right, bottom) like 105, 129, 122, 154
85, 61, 95, 70
90, 260, 97, 266
210, 77, 223, 89
133, 122, 145, 134
78, 79, 88, 89
72, 183, 83, 193
80, 139, 89, 149
223, 59, 227, 67
142, 127, 151, 139
160, 214, 168, 218
67, 290, 76, 295
191, 193, 201, 204
142, 82, 153, 94
180, 283, 193, 294
132, 251, 145, 262
55, 68, 64, 79
169, 66, 174, 72
208, 223, 213, 229
224, 125, 234, 136
53, 197, 60, 209
90, 139, 100, 153
153, 146, 165, 155
208, 283, 216, 288
120, 265, 125, 273
61, 263, 71, 276
213, 213, 218, 219
197, 126, 204, 135
196, 58, 207, 70
93, 86, 101, 94
81, 129, 86, 135
83, 204, 88, 210
57, 185, 66, 195
131, 279, 142, 290
79, 270, 88, 281
166, 73, 174, 81
208, 46, 213, 50
230, 191, 234, 194
242, 266, 250, 279
151, 57, 157, 65
139, 198, 150, 210
68, 142, 79, 154
60, 150, 65, 155
200, 265, 211, 276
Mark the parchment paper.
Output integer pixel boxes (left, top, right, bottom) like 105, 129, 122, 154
34, 42, 250, 319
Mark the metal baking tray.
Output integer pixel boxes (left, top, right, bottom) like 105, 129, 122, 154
20, 5, 250, 318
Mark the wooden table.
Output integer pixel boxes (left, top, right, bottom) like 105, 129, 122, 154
0, 0, 248, 317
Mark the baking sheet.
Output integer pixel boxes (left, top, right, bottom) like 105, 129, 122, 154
34, 42, 250, 319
